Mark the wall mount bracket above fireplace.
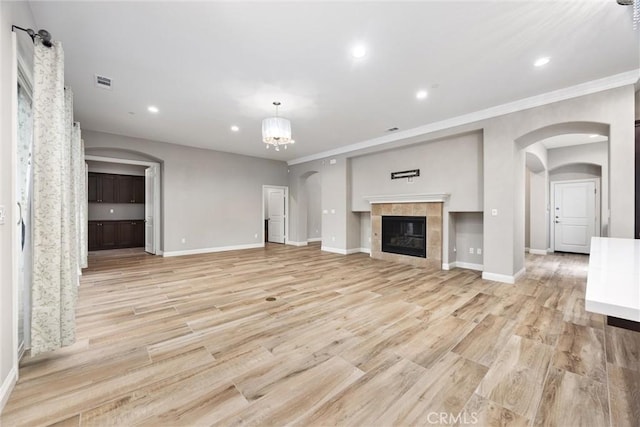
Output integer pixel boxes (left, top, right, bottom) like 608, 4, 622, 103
364, 193, 450, 204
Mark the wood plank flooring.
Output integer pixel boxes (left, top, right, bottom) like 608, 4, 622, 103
2, 244, 639, 426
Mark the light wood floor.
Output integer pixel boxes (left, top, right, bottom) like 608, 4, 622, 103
2, 243, 639, 426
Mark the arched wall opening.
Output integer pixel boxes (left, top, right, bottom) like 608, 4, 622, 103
515, 121, 610, 260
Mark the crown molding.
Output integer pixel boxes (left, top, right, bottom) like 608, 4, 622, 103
287, 69, 639, 166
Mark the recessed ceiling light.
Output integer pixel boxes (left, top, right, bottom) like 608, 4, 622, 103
147, 106, 159, 113
534, 57, 550, 67
230, 125, 240, 132
416, 90, 428, 100
351, 44, 367, 58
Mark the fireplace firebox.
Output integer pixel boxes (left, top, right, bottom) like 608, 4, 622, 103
381, 216, 427, 258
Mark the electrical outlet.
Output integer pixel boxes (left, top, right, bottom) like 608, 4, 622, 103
332, 236, 336, 242
0, 205, 5, 225
323, 209, 328, 214
181, 238, 186, 244
477, 248, 482, 255
469, 248, 474, 254
109, 208, 114, 213
330, 209, 336, 214
254, 233, 258, 239
491, 209, 498, 216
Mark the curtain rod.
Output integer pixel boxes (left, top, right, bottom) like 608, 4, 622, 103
11, 25, 53, 48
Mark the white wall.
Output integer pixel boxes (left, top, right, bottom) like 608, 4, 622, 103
0, 0, 36, 411
525, 170, 530, 248
350, 132, 483, 212
84, 130, 288, 254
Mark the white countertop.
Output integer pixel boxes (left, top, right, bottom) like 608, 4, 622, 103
586, 237, 640, 321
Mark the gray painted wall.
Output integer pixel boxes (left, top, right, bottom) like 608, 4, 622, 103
83, 130, 288, 253
360, 212, 371, 251
305, 172, 321, 240
0, 0, 36, 407
87, 161, 146, 176
453, 212, 484, 266
88, 204, 145, 221
350, 132, 483, 212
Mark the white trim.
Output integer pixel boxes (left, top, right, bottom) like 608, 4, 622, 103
163, 243, 264, 257
287, 69, 639, 166
529, 249, 548, 255
85, 155, 158, 168
365, 193, 450, 204
456, 262, 484, 271
287, 240, 308, 247
514, 267, 526, 281
307, 237, 322, 243
442, 262, 454, 270
0, 367, 17, 414
359, 247, 371, 254
321, 246, 361, 255
262, 185, 289, 245
482, 271, 517, 284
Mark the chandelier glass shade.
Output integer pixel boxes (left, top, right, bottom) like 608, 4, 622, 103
262, 102, 294, 151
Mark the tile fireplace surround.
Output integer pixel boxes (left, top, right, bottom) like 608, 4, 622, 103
371, 202, 443, 269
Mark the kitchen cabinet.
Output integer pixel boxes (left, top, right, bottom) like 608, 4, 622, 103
88, 172, 144, 204
88, 220, 145, 251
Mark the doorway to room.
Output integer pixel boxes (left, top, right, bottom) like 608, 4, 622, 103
262, 185, 288, 244
85, 155, 161, 255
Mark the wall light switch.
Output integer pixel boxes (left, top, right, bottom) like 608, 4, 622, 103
469, 248, 474, 254
329, 159, 337, 165
491, 209, 498, 216
323, 209, 328, 214
0, 205, 5, 225
477, 248, 482, 255
330, 209, 336, 214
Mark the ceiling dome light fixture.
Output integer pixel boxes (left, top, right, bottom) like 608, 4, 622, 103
534, 57, 550, 67
351, 44, 367, 59
262, 101, 294, 152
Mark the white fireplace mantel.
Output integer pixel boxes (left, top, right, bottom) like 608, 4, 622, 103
364, 193, 450, 204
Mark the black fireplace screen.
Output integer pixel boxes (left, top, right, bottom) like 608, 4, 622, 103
382, 216, 427, 258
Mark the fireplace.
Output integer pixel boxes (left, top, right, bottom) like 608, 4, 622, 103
382, 216, 427, 258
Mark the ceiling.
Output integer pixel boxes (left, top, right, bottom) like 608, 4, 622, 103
541, 133, 608, 150
28, 1, 639, 162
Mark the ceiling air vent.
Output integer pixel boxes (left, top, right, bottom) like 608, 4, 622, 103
94, 74, 112, 90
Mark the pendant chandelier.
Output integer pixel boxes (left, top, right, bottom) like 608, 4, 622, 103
262, 101, 295, 151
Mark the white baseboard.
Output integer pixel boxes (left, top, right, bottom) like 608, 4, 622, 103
0, 367, 17, 414
321, 246, 361, 255
163, 243, 264, 257
443, 261, 483, 271
529, 249, 548, 255
456, 262, 484, 271
287, 241, 308, 247
359, 247, 371, 254
482, 271, 516, 284
482, 267, 526, 284
307, 238, 322, 243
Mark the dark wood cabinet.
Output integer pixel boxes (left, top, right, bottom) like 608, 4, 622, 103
88, 220, 145, 251
132, 176, 145, 204
88, 172, 144, 204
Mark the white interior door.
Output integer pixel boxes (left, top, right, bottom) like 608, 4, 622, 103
553, 181, 596, 254
144, 166, 156, 254
267, 188, 285, 244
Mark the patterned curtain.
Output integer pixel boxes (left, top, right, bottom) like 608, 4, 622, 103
31, 39, 84, 356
